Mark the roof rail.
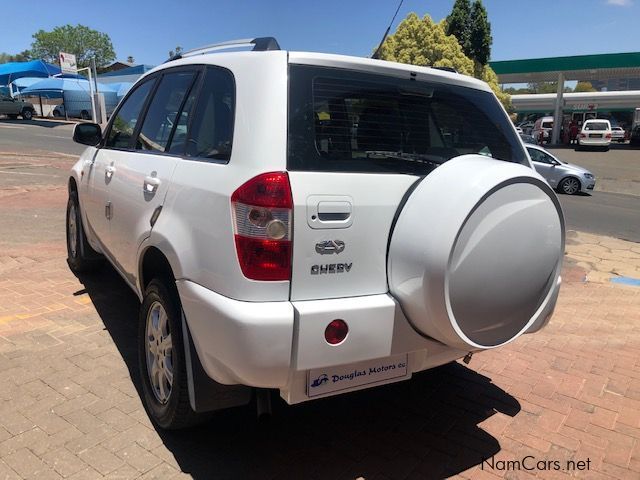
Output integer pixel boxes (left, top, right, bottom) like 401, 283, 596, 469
166, 37, 281, 62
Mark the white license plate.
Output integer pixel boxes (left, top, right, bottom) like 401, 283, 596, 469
307, 354, 408, 397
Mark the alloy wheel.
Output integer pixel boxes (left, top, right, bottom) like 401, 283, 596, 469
562, 178, 580, 195
145, 301, 174, 404
67, 203, 78, 258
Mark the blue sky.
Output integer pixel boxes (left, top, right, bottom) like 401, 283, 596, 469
1, 0, 638, 66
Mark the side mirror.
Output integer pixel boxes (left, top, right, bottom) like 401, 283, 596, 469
73, 123, 102, 147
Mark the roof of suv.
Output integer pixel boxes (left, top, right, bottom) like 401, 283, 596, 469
145, 49, 492, 94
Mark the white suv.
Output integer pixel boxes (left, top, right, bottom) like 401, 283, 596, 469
67, 38, 564, 429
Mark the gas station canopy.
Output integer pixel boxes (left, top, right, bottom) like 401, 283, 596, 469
490, 51, 640, 83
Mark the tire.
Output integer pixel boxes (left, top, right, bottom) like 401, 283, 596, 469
139, 279, 202, 430
558, 177, 581, 195
21, 108, 33, 120
388, 156, 563, 350
66, 190, 103, 273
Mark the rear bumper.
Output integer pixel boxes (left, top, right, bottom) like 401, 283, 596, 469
177, 277, 559, 404
578, 138, 611, 147
176, 280, 465, 397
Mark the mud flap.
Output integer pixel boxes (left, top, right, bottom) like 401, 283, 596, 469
181, 312, 252, 413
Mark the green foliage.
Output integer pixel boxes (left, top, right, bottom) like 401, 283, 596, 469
168, 46, 183, 59
126, 55, 135, 64
379, 13, 474, 75
479, 64, 511, 111
445, 0, 472, 57
469, 0, 492, 74
30, 24, 115, 68
0, 50, 32, 63
445, 0, 492, 71
378, 12, 510, 110
574, 81, 597, 92
526, 81, 572, 94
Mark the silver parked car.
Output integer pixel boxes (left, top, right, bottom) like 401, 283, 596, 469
526, 145, 595, 195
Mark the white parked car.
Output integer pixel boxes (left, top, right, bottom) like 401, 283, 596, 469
67, 37, 565, 429
577, 119, 612, 151
611, 126, 626, 143
532, 116, 554, 143
526, 144, 595, 195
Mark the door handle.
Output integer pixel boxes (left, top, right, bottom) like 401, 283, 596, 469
105, 165, 116, 179
143, 176, 161, 194
317, 201, 352, 222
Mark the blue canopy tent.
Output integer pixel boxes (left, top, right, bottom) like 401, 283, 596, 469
20, 77, 119, 119
10, 77, 44, 92
0, 60, 81, 86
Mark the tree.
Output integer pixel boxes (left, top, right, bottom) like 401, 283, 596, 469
445, 0, 472, 58
30, 24, 115, 68
574, 81, 597, 92
379, 13, 474, 76
0, 50, 32, 63
126, 55, 135, 64
527, 81, 572, 94
377, 13, 510, 110
446, 0, 492, 73
469, 0, 492, 76
168, 46, 183, 59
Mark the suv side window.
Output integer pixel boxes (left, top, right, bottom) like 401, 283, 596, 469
106, 79, 156, 149
185, 67, 235, 162
135, 71, 197, 152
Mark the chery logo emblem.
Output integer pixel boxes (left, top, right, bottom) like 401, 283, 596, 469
315, 240, 345, 255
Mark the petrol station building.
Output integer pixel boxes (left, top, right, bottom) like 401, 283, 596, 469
490, 52, 640, 144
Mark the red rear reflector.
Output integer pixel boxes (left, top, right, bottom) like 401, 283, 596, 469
325, 319, 349, 345
234, 236, 292, 281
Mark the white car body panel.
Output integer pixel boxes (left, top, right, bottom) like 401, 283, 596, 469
289, 172, 417, 301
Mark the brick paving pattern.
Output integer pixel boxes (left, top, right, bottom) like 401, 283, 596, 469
0, 150, 639, 479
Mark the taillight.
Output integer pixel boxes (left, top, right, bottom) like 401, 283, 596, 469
605, 133, 612, 139
579, 133, 586, 138
231, 172, 293, 281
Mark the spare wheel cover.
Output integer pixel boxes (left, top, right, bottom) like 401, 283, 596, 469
388, 155, 564, 350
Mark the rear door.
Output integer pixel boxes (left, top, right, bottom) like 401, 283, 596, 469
287, 64, 529, 301
107, 68, 200, 282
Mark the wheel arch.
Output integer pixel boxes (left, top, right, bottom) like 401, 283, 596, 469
139, 246, 177, 295
68, 176, 78, 194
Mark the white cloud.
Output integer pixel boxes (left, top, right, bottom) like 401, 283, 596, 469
606, 0, 633, 6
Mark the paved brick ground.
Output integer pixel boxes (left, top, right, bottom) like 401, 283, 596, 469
0, 150, 639, 479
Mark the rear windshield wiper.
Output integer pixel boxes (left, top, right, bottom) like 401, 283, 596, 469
364, 150, 447, 165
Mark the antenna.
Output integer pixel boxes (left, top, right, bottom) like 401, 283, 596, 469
371, 0, 404, 60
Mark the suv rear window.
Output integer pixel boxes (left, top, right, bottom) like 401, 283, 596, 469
288, 65, 527, 173
584, 122, 608, 131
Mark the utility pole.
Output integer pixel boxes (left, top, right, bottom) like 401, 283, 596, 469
91, 57, 107, 124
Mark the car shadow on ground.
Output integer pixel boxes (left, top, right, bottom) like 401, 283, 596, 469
78, 264, 521, 480
0, 118, 74, 128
